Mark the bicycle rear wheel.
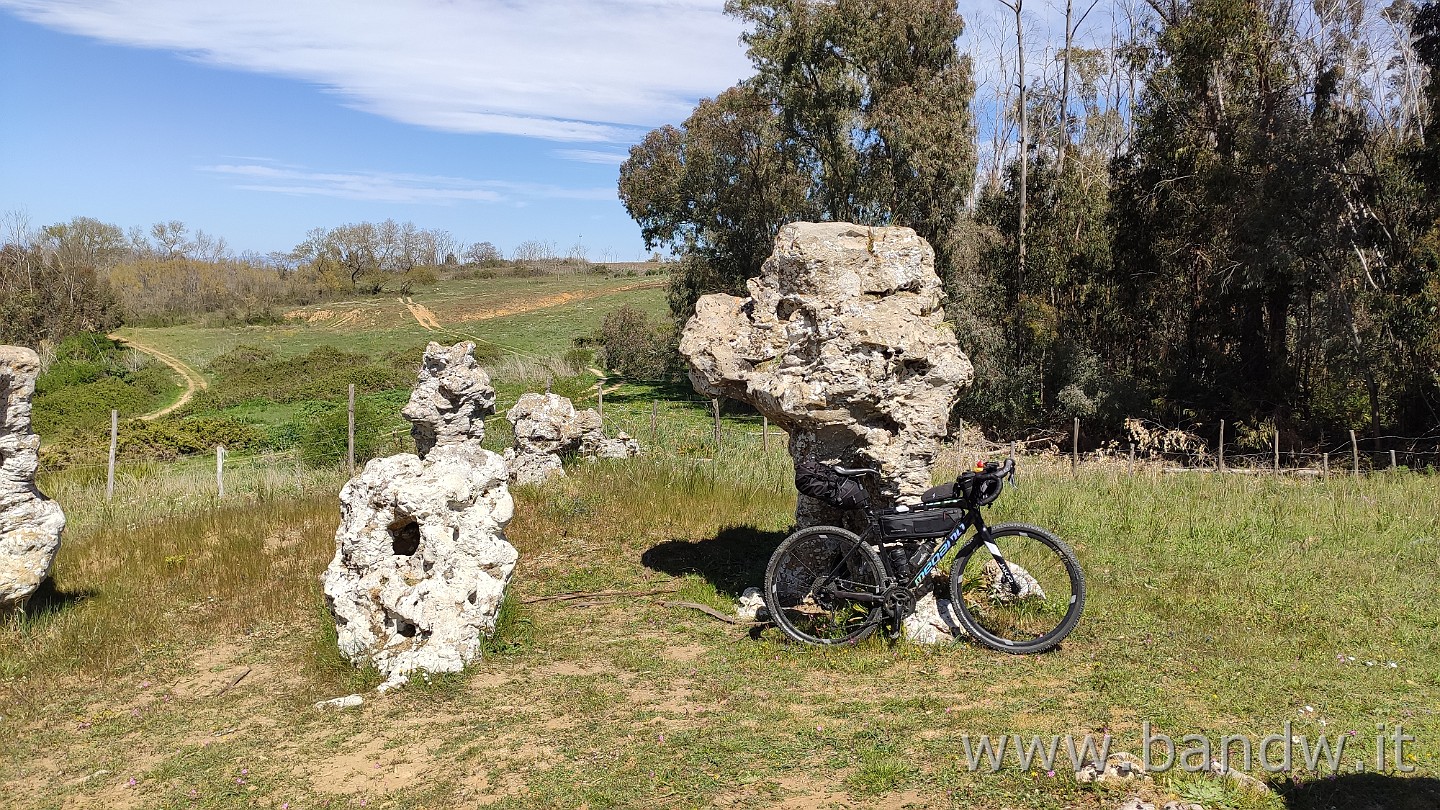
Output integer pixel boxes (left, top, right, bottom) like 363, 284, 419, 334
765, 525, 886, 646
949, 523, 1085, 654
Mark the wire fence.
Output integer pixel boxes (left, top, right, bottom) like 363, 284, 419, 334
34, 389, 1440, 508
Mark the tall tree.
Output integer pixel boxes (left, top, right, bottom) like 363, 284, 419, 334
621, 0, 977, 319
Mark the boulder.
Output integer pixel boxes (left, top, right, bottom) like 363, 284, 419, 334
901, 592, 968, 645
679, 222, 972, 528
0, 347, 65, 608
400, 341, 496, 458
503, 392, 639, 484
325, 342, 516, 690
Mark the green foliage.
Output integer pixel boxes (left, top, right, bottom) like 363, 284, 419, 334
598, 304, 678, 380
621, 0, 976, 321
297, 398, 385, 468
119, 416, 268, 458
195, 345, 420, 410
31, 334, 177, 438
0, 244, 122, 348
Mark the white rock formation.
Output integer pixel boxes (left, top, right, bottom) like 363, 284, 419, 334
901, 592, 968, 645
736, 586, 768, 622
0, 347, 65, 608
679, 222, 973, 527
325, 342, 517, 690
503, 392, 639, 484
400, 341, 496, 457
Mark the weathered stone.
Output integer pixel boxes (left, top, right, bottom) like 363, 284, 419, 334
902, 592, 968, 645
679, 222, 973, 527
504, 392, 639, 484
314, 694, 364, 710
1075, 752, 1151, 784
324, 442, 517, 690
0, 347, 65, 608
981, 559, 1046, 602
1115, 799, 1156, 810
736, 586, 768, 622
400, 341, 496, 458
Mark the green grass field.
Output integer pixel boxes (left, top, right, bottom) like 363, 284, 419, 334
6, 272, 1439, 809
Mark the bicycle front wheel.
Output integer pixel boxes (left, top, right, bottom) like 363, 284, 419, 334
764, 525, 887, 646
949, 523, 1085, 654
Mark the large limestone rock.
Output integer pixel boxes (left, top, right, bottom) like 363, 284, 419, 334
400, 341, 496, 457
325, 342, 516, 690
680, 222, 973, 526
503, 392, 639, 485
0, 347, 65, 608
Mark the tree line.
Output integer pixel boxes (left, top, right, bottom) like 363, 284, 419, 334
618, 0, 1440, 449
0, 215, 545, 343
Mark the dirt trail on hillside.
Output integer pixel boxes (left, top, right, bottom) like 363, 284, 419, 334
402, 297, 443, 330
449, 280, 667, 324
109, 334, 208, 420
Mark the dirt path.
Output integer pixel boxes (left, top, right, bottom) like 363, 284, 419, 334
448, 280, 666, 324
401, 297, 443, 331
109, 334, 208, 420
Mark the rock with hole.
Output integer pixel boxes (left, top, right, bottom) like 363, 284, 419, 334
0, 346, 65, 609
325, 343, 516, 690
679, 222, 973, 528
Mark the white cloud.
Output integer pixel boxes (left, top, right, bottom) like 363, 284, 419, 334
202, 162, 614, 203
0, 0, 751, 142
554, 149, 631, 165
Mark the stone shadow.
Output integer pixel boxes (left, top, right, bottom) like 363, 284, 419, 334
640, 525, 787, 599
1282, 773, 1440, 809
11, 577, 96, 622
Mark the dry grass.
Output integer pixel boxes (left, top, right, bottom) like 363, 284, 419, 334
1, 452, 1437, 809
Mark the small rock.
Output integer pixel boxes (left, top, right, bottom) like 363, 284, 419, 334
1116, 799, 1155, 810
1076, 751, 1151, 784
1205, 759, 1273, 793
736, 587, 769, 622
1162, 802, 1205, 810
314, 694, 364, 710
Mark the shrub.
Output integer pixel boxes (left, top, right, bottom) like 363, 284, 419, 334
119, 416, 269, 459
597, 305, 677, 380
297, 399, 385, 467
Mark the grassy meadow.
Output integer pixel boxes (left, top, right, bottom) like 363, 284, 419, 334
5, 269, 1439, 809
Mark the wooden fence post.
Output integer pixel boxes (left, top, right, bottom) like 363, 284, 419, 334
347, 383, 356, 476
1390, 449, 1398, 470
711, 398, 721, 448
650, 400, 658, 444
762, 416, 769, 451
107, 409, 118, 501
1072, 417, 1080, 473
545, 375, 552, 394
1350, 429, 1360, 476
1218, 419, 1225, 472
1273, 430, 1280, 476
216, 445, 226, 499
596, 381, 604, 418
1128, 443, 1135, 477
1010, 441, 1017, 460
1322, 453, 1329, 480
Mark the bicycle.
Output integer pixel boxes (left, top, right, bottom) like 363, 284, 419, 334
763, 458, 1085, 653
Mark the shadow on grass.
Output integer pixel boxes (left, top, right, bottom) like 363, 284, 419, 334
641, 525, 786, 598
15, 578, 96, 623
1282, 773, 1440, 809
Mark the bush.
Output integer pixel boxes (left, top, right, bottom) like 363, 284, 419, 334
597, 305, 677, 380
119, 416, 269, 459
31, 334, 179, 437
195, 345, 420, 410
297, 399, 385, 468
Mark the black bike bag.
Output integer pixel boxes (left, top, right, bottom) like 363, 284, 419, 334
794, 459, 869, 510
878, 506, 964, 539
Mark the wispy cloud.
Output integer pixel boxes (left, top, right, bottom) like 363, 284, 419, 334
554, 149, 631, 166
0, 0, 751, 142
201, 162, 614, 204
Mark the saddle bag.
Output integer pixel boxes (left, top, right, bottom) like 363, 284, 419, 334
793, 459, 869, 510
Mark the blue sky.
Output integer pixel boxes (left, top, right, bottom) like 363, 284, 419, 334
0, 0, 1065, 261
0, 0, 755, 260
